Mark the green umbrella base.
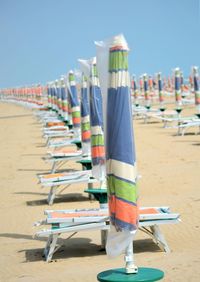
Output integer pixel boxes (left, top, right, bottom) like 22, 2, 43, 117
159, 108, 166, 112
97, 267, 164, 282
76, 159, 92, 170
71, 140, 82, 149
84, 188, 107, 204
175, 108, 182, 114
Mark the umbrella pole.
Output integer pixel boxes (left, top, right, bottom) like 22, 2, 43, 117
125, 241, 138, 274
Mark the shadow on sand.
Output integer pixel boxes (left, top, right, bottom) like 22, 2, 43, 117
26, 193, 89, 206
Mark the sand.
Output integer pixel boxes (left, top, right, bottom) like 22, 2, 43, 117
0, 101, 200, 282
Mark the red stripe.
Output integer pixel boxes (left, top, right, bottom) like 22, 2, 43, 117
109, 195, 138, 225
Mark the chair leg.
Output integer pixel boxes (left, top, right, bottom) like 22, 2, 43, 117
47, 186, 57, 205
51, 162, 57, 173
150, 224, 171, 253
44, 234, 59, 262
101, 230, 108, 249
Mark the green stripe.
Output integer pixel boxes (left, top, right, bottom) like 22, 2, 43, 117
109, 50, 128, 71
91, 64, 98, 77
82, 122, 90, 131
69, 73, 75, 82
91, 135, 104, 146
107, 175, 138, 203
62, 101, 68, 106
72, 111, 80, 118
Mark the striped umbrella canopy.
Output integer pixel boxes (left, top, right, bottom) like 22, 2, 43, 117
157, 72, 165, 107
80, 74, 91, 156
132, 75, 139, 105
68, 71, 81, 136
47, 84, 51, 108
192, 66, 200, 112
174, 68, 182, 107
51, 82, 56, 110
89, 58, 105, 180
106, 36, 138, 233
96, 35, 138, 271
57, 79, 62, 116
60, 78, 68, 122
54, 80, 59, 112
143, 73, 150, 107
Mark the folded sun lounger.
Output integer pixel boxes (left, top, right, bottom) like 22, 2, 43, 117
38, 170, 97, 205
35, 206, 180, 262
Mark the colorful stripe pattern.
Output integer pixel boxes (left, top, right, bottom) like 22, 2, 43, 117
174, 68, 182, 103
132, 75, 139, 103
143, 74, 150, 105
61, 79, 68, 121
157, 72, 164, 103
193, 67, 200, 105
89, 60, 105, 167
47, 85, 51, 108
68, 71, 81, 128
81, 74, 91, 143
107, 40, 138, 232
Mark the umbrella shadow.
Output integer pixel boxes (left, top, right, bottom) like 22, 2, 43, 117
0, 114, 32, 119
14, 191, 48, 196
0, 233, 46, 242
20, 237, 104, 262
26, 193, 89, 206
192, 142, 200, 146
18, 168, 48, 172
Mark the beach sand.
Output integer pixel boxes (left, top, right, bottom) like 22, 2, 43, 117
0, 101, 200, 281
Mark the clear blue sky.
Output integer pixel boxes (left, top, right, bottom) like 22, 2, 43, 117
0, 0, 199, 88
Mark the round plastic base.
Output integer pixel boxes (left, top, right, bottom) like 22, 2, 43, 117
71, 140, 82, 149
97, 267, 164, 282
175, 108, 182, 114
84, 188, 107, 204
159, 108, 166, 112
77, 159, 92, 170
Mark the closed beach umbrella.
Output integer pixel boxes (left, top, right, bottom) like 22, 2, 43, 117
143, 73, 150, 108
132, 75, 139, 106
193, 66, 200, 113
60, 78, 68, 122
89, 58, 105, 180
96, 34, 138, 273
68, 71, 81, 136
157, 72, 165, 109
174, 68, 182, 107
80, 74, 91, 156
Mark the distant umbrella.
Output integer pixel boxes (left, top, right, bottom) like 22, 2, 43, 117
68, 71, 81, 136
193, 66, 200, 113
89, 58, 105, 180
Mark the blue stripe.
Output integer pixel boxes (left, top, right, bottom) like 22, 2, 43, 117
110, 49, 127, 53
89, 85, 103, 127
92, 157, 105, 166
81, 87, 90, 117
134, 81, 137, 90
158, 80, 162, 91
69, 85, 79, 107
107, 173, 136, 185
110, 215, 137, 231
106, 86, 136, 165
194, 76, 199, 91
61, 87, 67, 100
175, 77, 180, 91
144, 80, 148, 91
